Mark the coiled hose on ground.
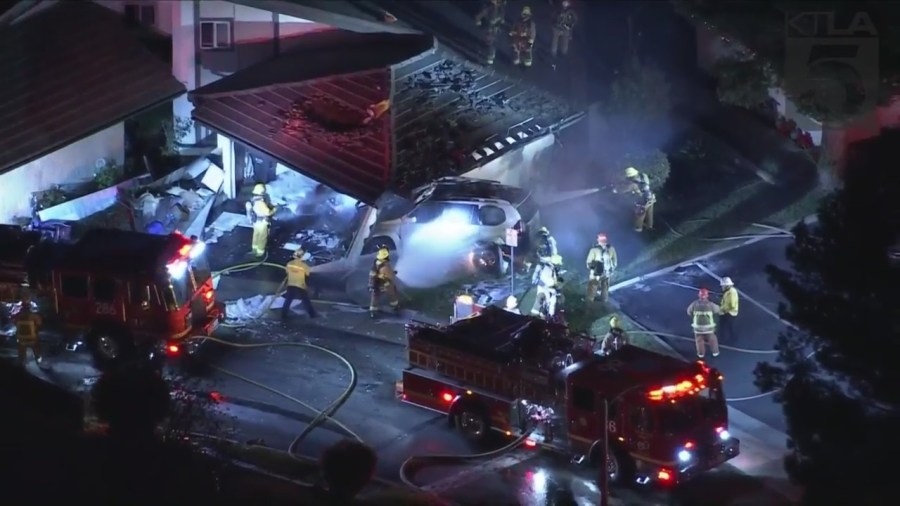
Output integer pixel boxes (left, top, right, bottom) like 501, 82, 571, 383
197, 258, 532, 496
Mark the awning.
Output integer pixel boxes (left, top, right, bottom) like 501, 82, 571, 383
0, 2, 186, 176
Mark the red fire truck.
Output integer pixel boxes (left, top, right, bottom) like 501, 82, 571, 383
0, 225, 223, 370
397, 306, 740, 486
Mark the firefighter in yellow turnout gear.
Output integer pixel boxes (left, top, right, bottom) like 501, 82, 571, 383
717, 276, 739, 342
613, 167, 656, 232
551, 0, 578, 58
369, 248, 400, 318
599, 315, 629, 355
585, 233, 617, 302
246, 183, 276, 258
282, 249, 317, 321
475, 0, 507, 65
15, 293, 44, 367
687, 288, 720, 358
510, 6, 536, 67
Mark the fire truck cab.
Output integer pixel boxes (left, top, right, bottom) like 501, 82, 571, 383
398, 306, 739, 487
0, 225, 223, 370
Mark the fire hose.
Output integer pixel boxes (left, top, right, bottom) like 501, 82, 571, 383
198, 259, 532, 497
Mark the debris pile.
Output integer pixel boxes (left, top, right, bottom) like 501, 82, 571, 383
286, 229, 345, 266
279, 87, 387, 154
224, 295, 277, 322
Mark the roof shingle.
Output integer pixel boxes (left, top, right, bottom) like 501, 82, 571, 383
0, 2, 186, 175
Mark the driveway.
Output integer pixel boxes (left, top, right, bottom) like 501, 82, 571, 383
613, 237, 796, 432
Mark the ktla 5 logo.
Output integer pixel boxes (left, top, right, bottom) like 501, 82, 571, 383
783, 11, 879, 123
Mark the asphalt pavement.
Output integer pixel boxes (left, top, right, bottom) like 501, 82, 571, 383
612, 236, 794, 433
4, 294, 798, 504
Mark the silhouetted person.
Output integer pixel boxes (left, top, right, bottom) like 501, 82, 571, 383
319, 439, 378, 503
82, 367, 218, 504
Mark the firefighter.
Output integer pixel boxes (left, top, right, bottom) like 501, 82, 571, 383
613, 166, 656, 232
15, 293, 44, 368
717, 277, 739, 343
550, 0, 578, 59
599, 315, 629, 355
509, 6, 536, 67
530, 255, 561, 319
585, 233, 617, 302
369, 248, 400, 318
534, 226, 559, 264
475, 0, 507, 65
282, 248, 317, 321
504, 295, 521, 314
245, 183, 276, 258
687, 288, 721, 358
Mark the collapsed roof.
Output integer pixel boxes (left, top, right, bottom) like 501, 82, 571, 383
190, 29, 579, 205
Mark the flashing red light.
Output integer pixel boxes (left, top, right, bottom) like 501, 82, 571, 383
524, 438, 538, 448
204, 290, 214, 301
715, 426, 725, 434
441, 392, 454, 403
684, 441, 695, 449
166, 344, 180, 355
210, 392, 224, 403
657, 469, 672, 482
648, 374, 707, 401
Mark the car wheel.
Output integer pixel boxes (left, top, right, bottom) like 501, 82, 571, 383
455, 407, 490, 442
88, 328, 136, 372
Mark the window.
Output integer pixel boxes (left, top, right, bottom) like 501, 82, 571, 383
629, 405, 654, 433
61, 275, 89, 298
93, 278, 117, 303
130, 283, 155, 306
656, 402, 698, 435
124, 4, 156, 26
200, 20, 233, 49
571, 386, 595, 411
477, 205, 507, 227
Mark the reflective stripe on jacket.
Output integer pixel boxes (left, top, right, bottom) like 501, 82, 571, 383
586, 245, 617, 278
16, 313, 41, 344
688, 299, 719, 333
286, 259, 310, 289
720, 287, 739, 316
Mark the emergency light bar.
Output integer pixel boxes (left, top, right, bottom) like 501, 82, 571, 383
647, 374, 707, 401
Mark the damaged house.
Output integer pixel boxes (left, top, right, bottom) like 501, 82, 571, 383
189, 29, 581, 264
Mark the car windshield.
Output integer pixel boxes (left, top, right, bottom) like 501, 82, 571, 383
191, 255, 212, 285
655, 386, 723, 434
160, 271, 195, 310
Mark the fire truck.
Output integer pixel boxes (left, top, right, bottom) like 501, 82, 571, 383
0, 225, 223, 370
397, 306, 740, 486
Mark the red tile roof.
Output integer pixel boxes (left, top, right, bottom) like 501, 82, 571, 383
0, 2, 186, 176
190, 31, 433, 204
192, 71, 393, 204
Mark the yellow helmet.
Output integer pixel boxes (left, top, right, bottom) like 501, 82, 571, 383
293, 248, 305, 258
252, 183, 267, 195
624, 167, 639, 179
376, 248, 390, 261
609, 315, 620, 328
521, 6, 531, 16
550, 254, 563, 266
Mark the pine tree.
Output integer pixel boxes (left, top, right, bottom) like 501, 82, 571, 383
756, 131, 900, 503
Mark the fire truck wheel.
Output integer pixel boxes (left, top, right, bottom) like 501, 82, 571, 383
453, 404, 491, 443
88, 327, 136, 371
591, 444, 635, 485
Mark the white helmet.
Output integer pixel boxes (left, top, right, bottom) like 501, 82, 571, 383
720, 276, 734, 287
505, 296, 518, 309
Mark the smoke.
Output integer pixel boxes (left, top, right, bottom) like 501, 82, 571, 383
394, 226, 476, 288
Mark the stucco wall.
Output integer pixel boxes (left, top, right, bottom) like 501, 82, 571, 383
0, 124, 124, 224
463, 134, 555, 188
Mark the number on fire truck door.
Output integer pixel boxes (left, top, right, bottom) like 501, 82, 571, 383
95, 302, 117, 316
608, 421, 617, 433
636, 440, 650, 451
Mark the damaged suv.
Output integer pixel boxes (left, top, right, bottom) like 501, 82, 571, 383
364, 177, 540, 256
